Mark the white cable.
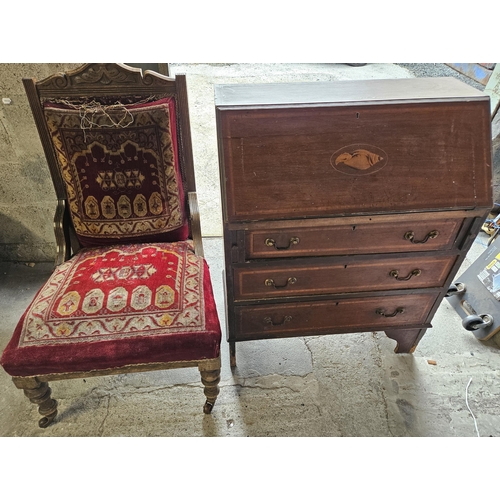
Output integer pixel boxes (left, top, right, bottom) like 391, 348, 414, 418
465, 377, 480, 437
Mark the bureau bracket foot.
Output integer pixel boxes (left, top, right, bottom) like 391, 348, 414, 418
384, 328, 426, 354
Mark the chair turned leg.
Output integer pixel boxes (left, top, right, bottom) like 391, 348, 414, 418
229, 342, 236, 368
13, 377, 58, 428
198, 358, 221, 414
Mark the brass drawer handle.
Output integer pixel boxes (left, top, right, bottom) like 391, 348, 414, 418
265, 237, 300, 250
389, 269, 421, 281
404, 230, 439, 244
376, 307, 405, 317
264, 315, 292, 326
265, 277, 297, 288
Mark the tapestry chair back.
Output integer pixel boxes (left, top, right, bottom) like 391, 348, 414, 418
0, 64, 221, 429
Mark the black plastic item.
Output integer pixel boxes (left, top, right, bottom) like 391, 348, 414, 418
445, 282, 466, 297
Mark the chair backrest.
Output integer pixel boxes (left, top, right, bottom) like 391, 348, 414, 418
23, 63, 197, 252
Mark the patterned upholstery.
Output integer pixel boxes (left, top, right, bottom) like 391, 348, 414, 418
43, 97, 189, 247
0, 65, 221, 425
1, 241, 221, 376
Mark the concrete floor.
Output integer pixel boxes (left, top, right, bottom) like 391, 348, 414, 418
1, 64, 500, 437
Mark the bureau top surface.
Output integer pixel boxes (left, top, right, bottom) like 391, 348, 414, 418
214, 77, 487, 107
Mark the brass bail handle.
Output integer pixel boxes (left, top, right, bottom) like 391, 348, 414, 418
389, 269, 421, 281
404, 230, 439, 244
265, 237, 300, 250
264, 315, 292, 326
265, 277, 298, 288
376, 307, 405, 317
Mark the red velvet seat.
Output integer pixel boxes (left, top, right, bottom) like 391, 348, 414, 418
0, 64, 221, 428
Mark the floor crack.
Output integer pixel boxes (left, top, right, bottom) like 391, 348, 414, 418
302, 336, 317, 365
372, 331, 395, 437
97, 395, 111, 436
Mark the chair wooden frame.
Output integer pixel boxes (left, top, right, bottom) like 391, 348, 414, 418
12, 63, 220, 428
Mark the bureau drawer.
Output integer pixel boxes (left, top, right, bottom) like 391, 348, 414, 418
246, 218, 463, 259
233, 254, 456, 300
234, 293, 439, 340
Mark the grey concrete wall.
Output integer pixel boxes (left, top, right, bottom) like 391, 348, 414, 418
0, 64, 81, 262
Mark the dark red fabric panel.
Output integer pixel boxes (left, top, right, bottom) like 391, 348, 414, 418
43, 97, 189, 247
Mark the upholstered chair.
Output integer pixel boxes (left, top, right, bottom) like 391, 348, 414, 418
0, 64, 221, 428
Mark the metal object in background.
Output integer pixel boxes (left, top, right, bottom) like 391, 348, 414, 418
484, 64, 500, 117
446, 238, 500, 343
445, 63, 495, 86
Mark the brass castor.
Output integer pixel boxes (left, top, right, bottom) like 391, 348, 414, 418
19, 380, 58, 428
39, 411, 57, 428
203, 401, 214, 414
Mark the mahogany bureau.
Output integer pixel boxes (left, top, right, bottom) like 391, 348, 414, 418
214, 77, 492, 367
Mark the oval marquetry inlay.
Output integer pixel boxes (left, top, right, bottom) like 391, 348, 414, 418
331, 143, 388, 176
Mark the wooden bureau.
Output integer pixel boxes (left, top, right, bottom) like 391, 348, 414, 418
214, 77, 492, 367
